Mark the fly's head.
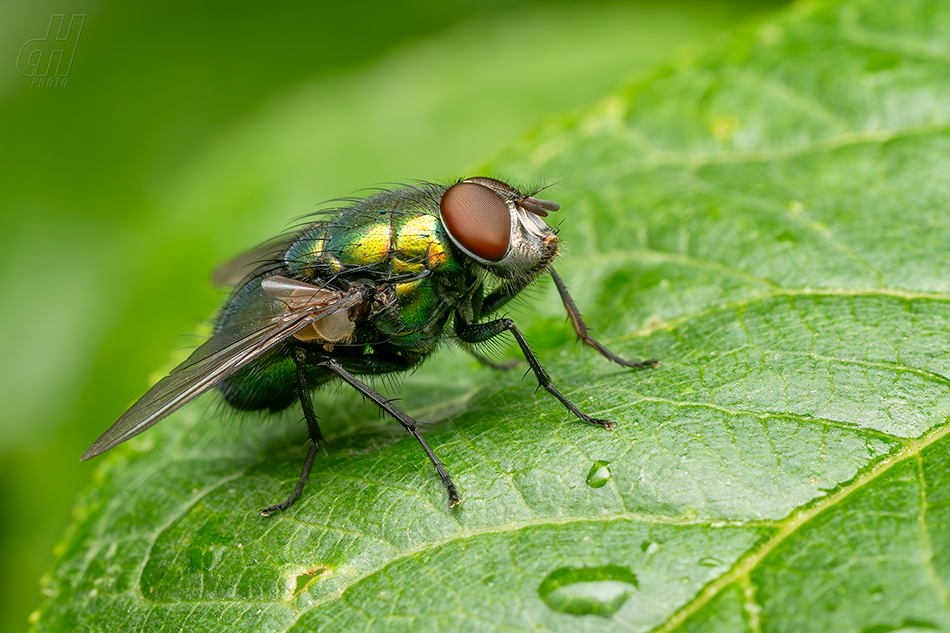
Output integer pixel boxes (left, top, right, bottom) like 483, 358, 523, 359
438, 177, 560, 281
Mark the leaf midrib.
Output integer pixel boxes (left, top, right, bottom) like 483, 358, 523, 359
655, 419, 950, 633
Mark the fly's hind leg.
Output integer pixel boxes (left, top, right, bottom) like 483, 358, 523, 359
259, 347, 325, 517
319, 357, 460, 508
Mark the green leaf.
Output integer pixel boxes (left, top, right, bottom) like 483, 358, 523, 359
34, 0, 950, 631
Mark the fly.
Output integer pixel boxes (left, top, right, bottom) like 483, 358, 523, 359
82, 177, 658, 515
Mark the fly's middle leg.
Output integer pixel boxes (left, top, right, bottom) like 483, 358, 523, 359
455, 315, 614, 429
320, 357, 460, 508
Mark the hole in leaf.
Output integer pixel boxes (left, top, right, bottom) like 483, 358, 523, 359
291, 565, 331, 598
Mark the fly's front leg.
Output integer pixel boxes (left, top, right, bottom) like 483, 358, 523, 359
319, 358, 460, 508
260, 346, 326, 517
455, 315, 613, 429
549, 267, 659, 369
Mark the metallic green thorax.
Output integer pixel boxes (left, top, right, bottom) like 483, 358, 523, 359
286, 186, 469, 351
217, 184, 480, 412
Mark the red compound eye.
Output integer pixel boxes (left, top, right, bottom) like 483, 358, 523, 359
439, 181, 511, 261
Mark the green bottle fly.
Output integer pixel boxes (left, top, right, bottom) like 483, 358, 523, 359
82, 177, 658, 514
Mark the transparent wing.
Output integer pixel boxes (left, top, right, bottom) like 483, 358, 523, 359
211, 235, 297, 287
81, 276, 363, 460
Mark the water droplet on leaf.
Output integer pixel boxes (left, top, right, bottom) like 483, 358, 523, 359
538, 565, 638, 618
586, 461, 611, 488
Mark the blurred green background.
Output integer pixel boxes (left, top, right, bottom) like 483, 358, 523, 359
1, 1, 790, 630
